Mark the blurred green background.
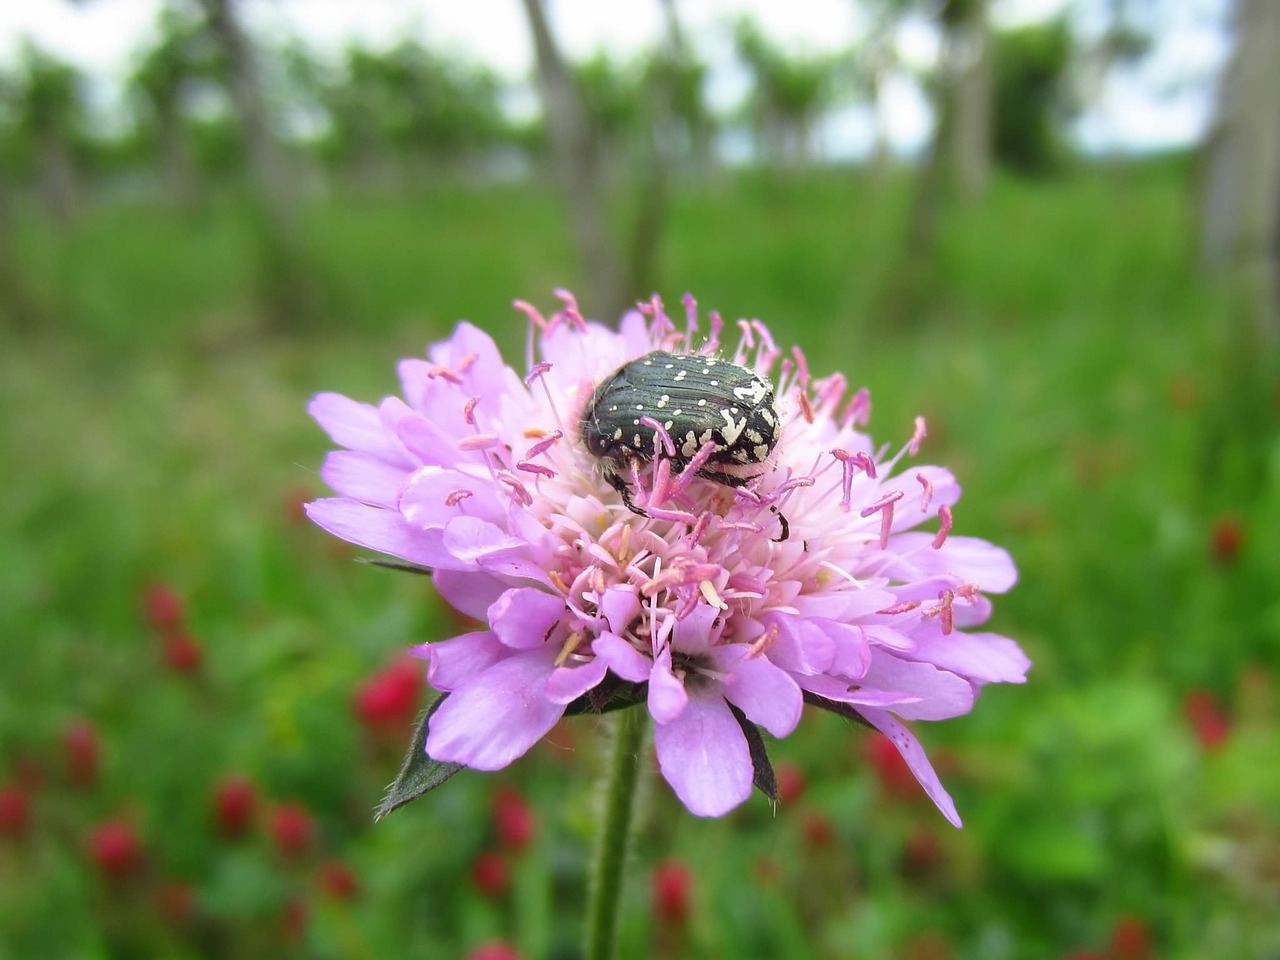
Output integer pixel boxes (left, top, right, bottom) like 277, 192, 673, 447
1, 1, 1278, 958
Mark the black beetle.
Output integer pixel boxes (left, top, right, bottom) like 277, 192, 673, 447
580, 351, 786, 536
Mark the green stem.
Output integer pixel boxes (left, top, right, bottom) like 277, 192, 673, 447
585, 706, 647, 960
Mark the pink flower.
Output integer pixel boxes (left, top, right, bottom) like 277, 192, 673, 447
308, 292, 1027, 822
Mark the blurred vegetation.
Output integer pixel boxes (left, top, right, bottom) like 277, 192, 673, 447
2, 2, 1278, 959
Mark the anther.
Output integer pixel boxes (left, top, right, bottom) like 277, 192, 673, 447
932, 505, 953, 550
444, 489, 473, 507
496, 472, 533, 506
860, 490, 903, 549
426, 364, 464, 385
748, 622, 779, 658
877, 600, 922, 615
639, 416, 677, 459
699, 580, 728, 610
457, 352, 479, 374
935, 589, 955, 635
524, 361, 553, 385
463, 396, 479, 425
909, 416, 927, 455
917, 472, 934, 512
798, 391, 815, 424
458, 433, 501, 451
841, 388, 871, 427
517, 460, 556, 478
512, 299, 549, 330
524, 430, 563, 460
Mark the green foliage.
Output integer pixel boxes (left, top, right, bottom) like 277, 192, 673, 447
993, 18, 1072, 175
2, 164, 1279, 957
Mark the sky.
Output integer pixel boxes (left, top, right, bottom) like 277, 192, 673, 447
0, 0, 1233, 158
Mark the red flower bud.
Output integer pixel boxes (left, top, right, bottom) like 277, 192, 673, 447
353, 658, 423, 733
652, 859, 693, 925
88, 819, 144, 878
466, 942, 521, 960
63, 719, 100, 788
801, 812, 834, 849
142, 581, 185, 631
492, 786, 536, 853
162, 630, 203, 673
1109, 914, 1152, 960
775, 763, 806, 805
270, 803, 315, 857
213, 775, 257, 838
1183, 689, 1231, 751
864, 733, 918, 800
1209, 515, 1244, 566
0, 782, 30, 837
471, 851, 508, 898
320, 860, 359, 901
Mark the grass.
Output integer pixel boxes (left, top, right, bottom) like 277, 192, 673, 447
1, 160, 1278, 959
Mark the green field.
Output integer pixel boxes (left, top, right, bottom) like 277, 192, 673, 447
2, 162, 1278, 958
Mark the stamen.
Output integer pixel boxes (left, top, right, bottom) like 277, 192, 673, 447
719, 521, 764, 533
909, 416, 927, 455
458, 433, 501, 451
548, 570, 569, 594
457, 352, 479, 374
774, 475, 817, 497
444, 489, 473, 507
517, 460, 556, 479
792, 345, 811, 391
524, 430, 563, 460
524, 361, 553, 385
639, 416, 676, 459
932, 505, 953, 550
648, 457, 674, 507
426, 364, 464, 385
798, 391, 815, 424
496, 471, 533, 506
842, 388, 871, 427
699, 580, 728, 610
734, 319, 755, 363
935, 589, 955, 635
682, 292, 698, 345
463, 396, 479, 426
917, 472, 934, 512
669, 442, 718, 497
706, 310, 724, 353
832, 449, 876, 511
860, 490, 903, 549
748, 622, 779, 658
877, 600, 922, 615
554, 632, 584, 667
512, 299, 549, 330
554, 288, 586, 330
687, 511, 712, 544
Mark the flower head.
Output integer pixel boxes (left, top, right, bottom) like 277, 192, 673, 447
308, 292, 1027, 821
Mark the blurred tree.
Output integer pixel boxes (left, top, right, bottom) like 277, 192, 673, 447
848, 0, 915, 178
128, 4, 221, 212
196, 0, 312, 330
937, 0, 994, 198
651, 0, 715, 177
1201, 0, 1280, 342
12, 42, 86, 226
521, 0, 625, 318
573, 52, 646, 174
734, 19, 839, 167
992, 17, 1072, 175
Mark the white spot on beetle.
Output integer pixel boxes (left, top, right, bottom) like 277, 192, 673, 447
753, 444, 770, 460
719, 411, 747, 445
697, 398, 707, 406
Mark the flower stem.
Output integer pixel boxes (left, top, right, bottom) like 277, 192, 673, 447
586, 705, 647, 960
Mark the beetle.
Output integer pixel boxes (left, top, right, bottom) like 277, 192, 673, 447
580, 350, 787, 538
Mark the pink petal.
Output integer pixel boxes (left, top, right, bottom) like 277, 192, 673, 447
400, 465, 504, 529
305, 498, 446, 567
308, 392, 412, 467
593, 632, 651, 682
489, 588, 567, 650
545, 657, 608, 704
425, 651, 564, 770
671, 604, 717, 654
798, 673, 923, 709
425, 631, 504, 691
601, 587, 641, 636
653, 694, 753, 817
442, 516, 527, 562
432, 569, 510, 620
764, 614, 836, 675
862, 652, 975, 721
858, 708, 962, 827
647, 647, 688, 724
713, 648, 802, 738
907, 631, 1030, 685
882, 535, 1017, 593
320, 451, 406, 506
792, 588, 896, 621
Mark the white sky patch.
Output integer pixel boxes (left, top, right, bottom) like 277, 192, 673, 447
0, 0, 1232, 157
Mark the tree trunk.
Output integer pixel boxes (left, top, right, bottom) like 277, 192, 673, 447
945, 0, 993, 199
38, 126, 79, 227
199, 0, 311, 330
0, 180, 41, 329
1202, 0, 1280, 342
520, 0, 625, 320
159, 109, 201, 213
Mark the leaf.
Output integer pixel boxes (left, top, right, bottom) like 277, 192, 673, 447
728, 702, 777, 802
374, 696, 462, 822
564, 677, 648, 716
357, 557, 434, 575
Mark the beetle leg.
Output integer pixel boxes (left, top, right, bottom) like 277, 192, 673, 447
606, 470, 649, 518
771, 506, 790, 543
